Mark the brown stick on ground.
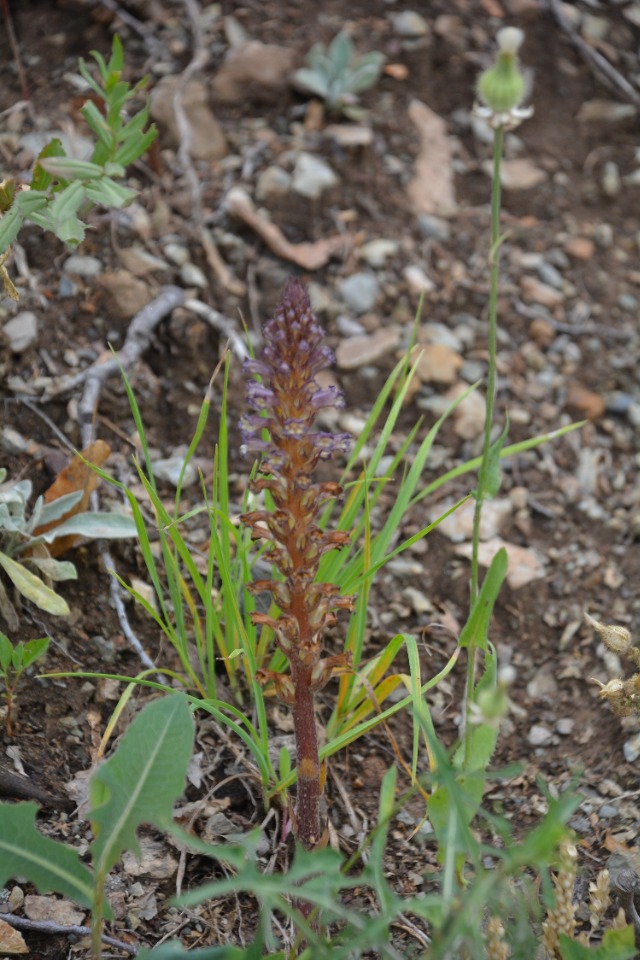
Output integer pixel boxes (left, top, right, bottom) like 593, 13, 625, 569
0, 763, 72, 810
543, 0, 640, 109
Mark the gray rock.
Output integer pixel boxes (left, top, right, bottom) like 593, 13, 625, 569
359, 239, 399, 268
537, 261, 563, 289
617, 292, 638, 311
528, 724, 553, 746
292, 153, 339, 199
255, 165, 291, 202
623, 731, 640, 763
3, 311, 37, 353
336, 315, 366, 337
391, 11, 429, 36
63, 255, 103, 278
180, 262, 207, 288
152, 456, 198, 488
338, 272, 380, 313
417, 213, 451, 241
58, 276, 77, 298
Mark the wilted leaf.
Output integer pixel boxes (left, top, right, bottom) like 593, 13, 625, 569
33, 440, 111, 556
0, 553, 70, 616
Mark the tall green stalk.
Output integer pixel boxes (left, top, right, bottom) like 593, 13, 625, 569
464, 125, 505, 756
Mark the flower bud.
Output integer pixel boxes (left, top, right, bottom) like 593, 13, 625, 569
477, 27, 526, 114
585, 612, 631, 655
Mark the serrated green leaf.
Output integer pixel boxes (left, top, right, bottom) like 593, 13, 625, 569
0, 802, 94, 906
90, 694, 194, 874
458, 547, 507, 651
54, 215, 86, 246
49, 180, 85, 222
15, 190, 49, 215
0, 552, 70, 616
85, 178, 135, 209
37, 511, 137, 542
0, 202, 24, 254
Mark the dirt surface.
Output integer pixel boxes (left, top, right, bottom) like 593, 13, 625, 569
2, 0, 640, 955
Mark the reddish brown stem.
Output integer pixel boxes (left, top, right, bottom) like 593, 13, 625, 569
291, 662, 322, 850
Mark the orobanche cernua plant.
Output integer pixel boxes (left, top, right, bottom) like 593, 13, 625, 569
239, 278, 354, 851
585, 611, 640, 717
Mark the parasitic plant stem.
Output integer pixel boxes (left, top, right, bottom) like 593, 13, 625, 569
239, 279, 354, 850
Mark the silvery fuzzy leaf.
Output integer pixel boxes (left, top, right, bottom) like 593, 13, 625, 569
36, 511, 137, 542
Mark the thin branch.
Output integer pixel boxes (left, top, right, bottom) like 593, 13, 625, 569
543, 0, 640, 109
0, 912, 138, 956
44, 285, 186, 402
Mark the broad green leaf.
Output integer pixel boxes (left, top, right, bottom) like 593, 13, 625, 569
0, 630, 12, 671
329, 32, 353, 73
0, 802, 94, 906
458, 547, 507, 651
11, 641, 24, 672
0, 552, 70, 616
90, 693, 194, 873
37, 511, 137, 542
22, 636, 49, 669
559, 926, 636, 960
31, 139, 67, 191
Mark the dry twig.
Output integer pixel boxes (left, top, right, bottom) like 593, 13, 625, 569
0, 912, 137, 956
543, 0, 640, 109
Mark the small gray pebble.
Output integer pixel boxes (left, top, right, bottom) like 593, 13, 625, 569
617, 293, 638, 311
63, 254, 103, 278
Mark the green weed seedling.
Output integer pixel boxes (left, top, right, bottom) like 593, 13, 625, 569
0, 694, 194, 960
0, 466, 136, 629
294, 31, 385, 119
0, 630, 48, 736
0, 35, 156, 296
